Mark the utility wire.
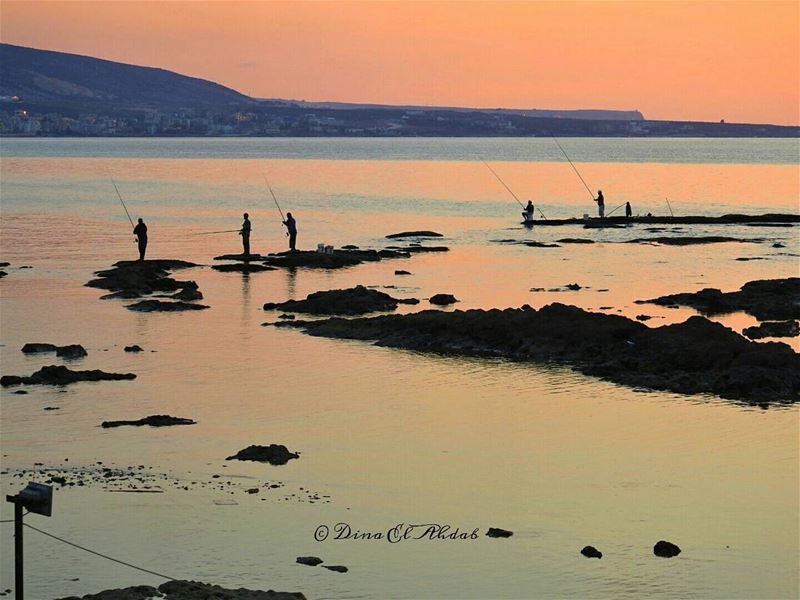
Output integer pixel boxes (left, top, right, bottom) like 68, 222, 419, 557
23, 522, 178, 581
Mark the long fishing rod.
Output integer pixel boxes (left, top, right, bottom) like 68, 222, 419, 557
482, 159, 548, 220
191, 229, 241, 236
551, 136, 595, 201
263, 174, 285, 221
110, 177, 135, 227
665, 197, 674, 217
606, 202, 627, 217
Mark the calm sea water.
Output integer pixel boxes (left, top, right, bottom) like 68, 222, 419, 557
1, 138, 798, 599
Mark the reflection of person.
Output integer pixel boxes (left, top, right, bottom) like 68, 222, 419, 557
594, 190, 605, 218
133, 218, 147, 261
283, 212, 297, 252
239, 212, 251, 255
625, 201, 632, 218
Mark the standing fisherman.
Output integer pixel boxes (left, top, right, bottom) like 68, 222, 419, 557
133, 218, 148, 261
594, 190, 605, 218
239, 212, 251, 256
625, 201, 632, 218
283, 212, 297, 252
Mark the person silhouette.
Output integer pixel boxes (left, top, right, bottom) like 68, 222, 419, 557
283, 212, 297, 252
594, 190, 605, 218
239, 212, 251, 255
133, 218, 147, 261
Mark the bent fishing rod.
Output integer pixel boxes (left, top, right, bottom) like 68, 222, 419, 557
263, 174, 289, 236
481, 159, 547, 219
551, 136, 595, 201
110, 177, 134, 227
606, 202, 627, 217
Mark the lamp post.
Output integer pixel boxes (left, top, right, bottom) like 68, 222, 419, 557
6, 482, 53, 600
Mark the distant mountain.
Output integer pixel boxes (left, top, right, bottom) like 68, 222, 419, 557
281, 99, 645, 121
0, 43, 252, 111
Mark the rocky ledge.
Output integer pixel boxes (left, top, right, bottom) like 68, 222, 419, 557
87, 260, 199, 297
386, 230, 443, 239
743, 320, 799, 339
263, 248, 409, 270
126, 300, 210, 312
277, 303, 799, 403
263, 285, 419, 316
639, 278, 800, 321
1, 365, 136, 387
101, 415, 196, 428
57, 580, 306, 600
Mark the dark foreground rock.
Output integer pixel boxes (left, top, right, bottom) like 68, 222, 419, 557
86, 260, 199, 298
57, 580, 306, 600
226, 444, 299, 465
743, 320, 800, 339
1, 365, 136, 387
263, 285, 419, 315
430, 294, 458, 305
386, 230, 443, 239
102, 415, 196, 428
626, 236, 760, 246
277, 304, 800, 403
640, 278, 800, 321
486, 528, 513, 538
653, 540, 681, 558
581, 546, 602, 559
296, 556, 323, 566
21, 343, 57, 353
126, 300, 210, 312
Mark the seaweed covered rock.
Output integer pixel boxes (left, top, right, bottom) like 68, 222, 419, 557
102, 415, 196, 428
1, 365, 136, 387
263, 285, 418, 316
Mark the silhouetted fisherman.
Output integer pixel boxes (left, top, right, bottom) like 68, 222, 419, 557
625, 201, 632, 218
133, 218, 147, 261
523, 200, 535, 222
283, 212, 297, 252
239, 212, 251, 255
594, 190, 605, 218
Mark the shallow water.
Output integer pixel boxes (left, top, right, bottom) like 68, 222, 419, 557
0, 138, 798, 599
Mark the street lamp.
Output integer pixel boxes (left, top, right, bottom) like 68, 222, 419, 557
6, 482, 53, 600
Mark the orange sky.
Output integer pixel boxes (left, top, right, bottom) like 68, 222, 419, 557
1, 1, 798, 125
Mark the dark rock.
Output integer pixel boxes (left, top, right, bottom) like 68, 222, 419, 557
0, 271, 6, 278
387, 245, 449, 254
55, 585, 161, 599
13, 390, 28, 395
386, 231, 443, 239
169, 283, 204, 301
557, 238, 595, 244
44, 406, 59, 410
101, 415, 196, 428
278, 314, 296, 320
296, 556, 323, 566
226, 444, 299, 465
565, 283, 582, 291
264, 250, 366, 269
86, 260, 199, 298
641, 278, 800, 321
636, 315, 653, 321
581, 546, 602, 559
524, 241, 560, 248
340, 245, 359, 250
213, 253, 267, 261
126, 300, 210, 312
627, 236, 759, 246
278, 304, 800, 403
486, 528, 513, 538
772, 242, 785, 248
430, 294, 458, 305
743, 320, 799, 339
246, 488, 259, 494
158, 580, 306, 599
395, 270, 412, 275
56, 344, 88, 359
212, 263, 277, 273
1, 365, 136, 387
322, 566, 348, 573
21, 343, 57, 353
653, 540, 681, 557
263, 285, 418, 316
124, 345, 144, 352
0, 262, 9, 267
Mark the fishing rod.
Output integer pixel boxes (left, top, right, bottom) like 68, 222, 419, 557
110, 177, 134, 227
190, 229, 241, 236
606, 202, 627, 217
665, 197, 674, 217
551, 136, 595, 201
481, 159, 549, 220
263, 174, 290, 236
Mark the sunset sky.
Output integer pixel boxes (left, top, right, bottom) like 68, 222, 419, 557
1, 1, 797, 125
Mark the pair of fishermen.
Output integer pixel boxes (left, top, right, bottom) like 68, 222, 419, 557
239, 212, 297, 255
593, 191, 632, 218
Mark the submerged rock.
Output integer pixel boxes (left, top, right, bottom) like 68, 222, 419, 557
126, 300, 209, 312
56, 344, 88, 359
395, 270, 412, 275
226, 444, 299, 465
640, 278, 800, 321
101, 415, 196, 428
124, 345, 144, 352
296, 556, 323, 566
322, 566, 348, 573
386, 231, 443, 239
278, 304, 800, 403
486, 528, 513, 538
429, 294, 458, 305
627, 236, 759, 246
1, 365, 136, 387
557, 238, 595, 244
263, 285, 419, 316
653, 540, 681, 557
212, 263, 277, 273
581, 546, 602, 559
159, 580, 305, 599
213, 253, 268, 261
743, 320, 799, 339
